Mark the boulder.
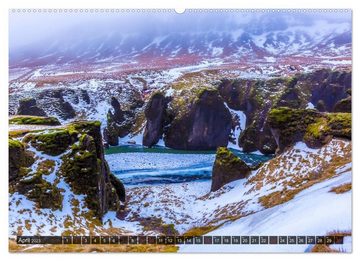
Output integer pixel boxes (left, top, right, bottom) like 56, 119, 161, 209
211, 147, 251, 192
37, 89, 76, 120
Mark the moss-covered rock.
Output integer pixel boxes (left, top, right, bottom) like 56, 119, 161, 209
9, 139, 34, 181
305, 69, 351, 112
268, 107, 321, 152
23, 130, 73, 156
10, 120, 125, 219
59, 121, 125, 219
9, 115, 61, 126
217, 69, 351, 153
268, 107, 351, 152
109, 173, 126, 202
211, 147, 251, 192
17, 171, 63, 210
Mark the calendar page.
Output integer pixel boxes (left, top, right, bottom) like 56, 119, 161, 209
8, 8, 352, 253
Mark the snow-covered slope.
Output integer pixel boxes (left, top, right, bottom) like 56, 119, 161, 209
179, 169, 351, 252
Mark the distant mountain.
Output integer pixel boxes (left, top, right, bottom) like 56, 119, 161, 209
9, 11, 352, 68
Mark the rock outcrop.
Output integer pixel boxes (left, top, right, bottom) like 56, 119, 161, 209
37, 89, 76, 120
143, 92, 169, 147
103, 97, 135, 146
17, 98, 47, 117
268, 107, 351, 153
8, 139, 34, 182
164, 88, 232, 150
211, 147, 251, 192
305, 69, 351, 112
9, 115, 61, 126
217, 69, 351, 154
9, 120, 126, 219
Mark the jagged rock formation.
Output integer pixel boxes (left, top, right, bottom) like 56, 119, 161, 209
143, 92, 169, 147
211, 147, 251, 192
103, 96, 144, 146
17, 98, 47, 117
8, 120, 125, 219
268, 107, 351, 153
304, 69, 351, 112
164, 88, 232, 150
37, 89, 76, 120
217, 69, 351, 154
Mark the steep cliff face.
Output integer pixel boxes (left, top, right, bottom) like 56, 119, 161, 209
304, 69, 351, 112
217, 69, 351, 154
218, 78, 287, 154
9, 119, 125, 219
164, 88, 232, 150
143, 92, 169, 147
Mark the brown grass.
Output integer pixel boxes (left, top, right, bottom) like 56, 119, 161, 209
182, 225, 219, 237
330, 183, 352, 194
258, 142, 351, 209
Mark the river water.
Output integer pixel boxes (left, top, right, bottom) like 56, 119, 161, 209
105, 145, 272, 186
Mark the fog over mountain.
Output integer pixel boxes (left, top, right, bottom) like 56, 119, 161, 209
9, 10, 352, 67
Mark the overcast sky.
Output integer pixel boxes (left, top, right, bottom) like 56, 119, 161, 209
9, 10, 352, 50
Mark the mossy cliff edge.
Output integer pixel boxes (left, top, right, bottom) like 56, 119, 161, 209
268, 107, 351, 153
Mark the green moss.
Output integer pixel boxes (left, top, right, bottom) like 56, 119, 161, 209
269, 107, 318, 126
9, 139, 23, 149
194, 86, 218, 97
285, 76, 298, 88
17, 170, 63, 210
9, 116, 61, 126
24, 130, 73, 156
327, 113, 351, 128
305, 113, 351, 140
326, 112, 351, 139
305, 117, 328, 139
269, 107, 351, 150
215, 147, 242, 166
